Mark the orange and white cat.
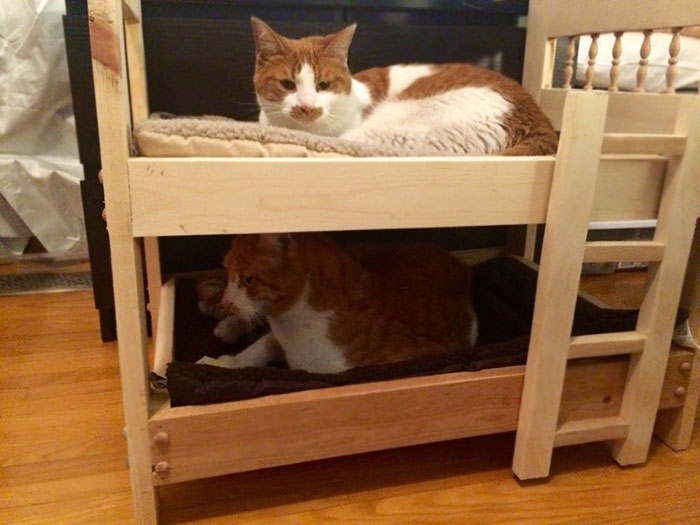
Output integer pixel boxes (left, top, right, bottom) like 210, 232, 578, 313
198, 234, 477, 373
251, 17, 557, 155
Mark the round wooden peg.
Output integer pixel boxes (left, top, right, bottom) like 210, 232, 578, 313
680, 362, 692, 373
674, 386, 686, 397
154, 432, 169, 447
98, 170, 104, 184
154, 461, 170, 476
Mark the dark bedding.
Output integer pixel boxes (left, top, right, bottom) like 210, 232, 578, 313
163, 255, 659, 407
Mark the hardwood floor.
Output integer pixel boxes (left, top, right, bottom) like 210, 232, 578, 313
1, 273, 698, 524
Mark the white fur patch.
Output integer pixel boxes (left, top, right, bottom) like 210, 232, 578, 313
387, 64, 434, 97
259, 62, 365, 137
351, 78, 372, 109
295, 63, 317, 108
222, 277, 264, 321
267, 284, 349, 373
341, 86, 512, 154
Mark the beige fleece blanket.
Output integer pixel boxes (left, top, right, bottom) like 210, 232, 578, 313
134, 115, 446, 157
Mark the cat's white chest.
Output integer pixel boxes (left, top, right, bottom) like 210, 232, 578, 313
268, 288, 349, 373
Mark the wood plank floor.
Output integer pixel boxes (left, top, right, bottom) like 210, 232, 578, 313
1, 273, 699, 524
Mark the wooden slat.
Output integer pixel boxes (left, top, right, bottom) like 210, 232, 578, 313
614, 104, 700, 466
521, 0, 552, 102
148, 350, 690, 486
591, 155, 666, 222
124, 18, 149, 124
512, 91, 609, 480
602, 134, 687, 156
569, 332, 646, 359
149, 356, 636, 486
128, 155, 666, 237
583, 241, 665, 264
87, 0, 156, 522
122, 0, 141, 21
128, 157, 556, 236
554, 416, 629, 447
541, 89, 685, 133
144, 237, 161, 335
543, 0, 700, 38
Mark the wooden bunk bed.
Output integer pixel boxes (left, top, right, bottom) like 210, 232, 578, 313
87, 0, 700, 522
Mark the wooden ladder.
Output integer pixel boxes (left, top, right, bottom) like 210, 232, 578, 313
512, 91, 700, 480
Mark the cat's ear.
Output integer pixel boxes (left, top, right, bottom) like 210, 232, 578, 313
251, 17, 286, 58
257, 233, 291, 254
323, 24, 357, 60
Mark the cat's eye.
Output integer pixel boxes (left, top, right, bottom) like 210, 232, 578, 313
317, 80, 331, 91
280, 79, 296, 90
240, 275, 254, 287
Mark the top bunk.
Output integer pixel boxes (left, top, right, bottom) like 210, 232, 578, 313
89, 0, 700, 238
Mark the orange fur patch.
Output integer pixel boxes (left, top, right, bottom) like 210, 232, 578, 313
252, 18, 353, 102
223, 233, 477, 367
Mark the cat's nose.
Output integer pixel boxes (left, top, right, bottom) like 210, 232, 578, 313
298, 104, 315, 114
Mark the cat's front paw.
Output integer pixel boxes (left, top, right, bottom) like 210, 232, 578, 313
213, 316, 245, 343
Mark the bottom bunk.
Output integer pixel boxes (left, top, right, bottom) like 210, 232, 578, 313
146, 254, 696, 485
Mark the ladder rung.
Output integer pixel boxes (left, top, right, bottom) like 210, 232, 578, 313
568, 331, 646, 359
583, 241, 665, 263
554, 416, 629, 447
601, 133, 687, 155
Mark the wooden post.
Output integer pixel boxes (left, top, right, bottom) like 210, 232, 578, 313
634, 30, 653, 93
584, 33, 599, 90
653, 220, 700, 450
513, 91, 609, 480
87, 0, 157, 522
144, 237, 162, 336
563, 36, 576, 89
664, 27, 682, 94
522, 0, 551, 104
613, 102, 700, 465
518, 0, 552, 261
609, 32, 623, 92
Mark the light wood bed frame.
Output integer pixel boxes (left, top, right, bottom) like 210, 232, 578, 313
87, 0, 700, 521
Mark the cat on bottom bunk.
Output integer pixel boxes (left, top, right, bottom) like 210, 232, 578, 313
197, 233, 477, 374
250, 17, 557, 156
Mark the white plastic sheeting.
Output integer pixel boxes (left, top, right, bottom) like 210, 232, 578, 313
0, 0, 86, 258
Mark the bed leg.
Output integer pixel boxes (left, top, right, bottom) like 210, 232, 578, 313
612, 107, 700, 466
654, 349, 700, 450
88, 0, 158, 521
654, 220, 700, 451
